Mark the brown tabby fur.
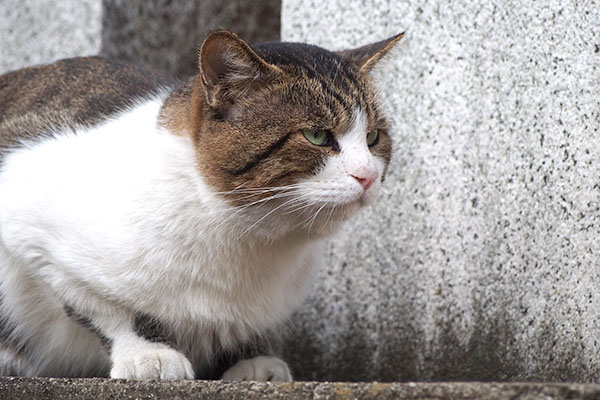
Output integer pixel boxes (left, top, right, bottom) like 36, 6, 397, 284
0, 57, 172, 156
0, 30, 403, 207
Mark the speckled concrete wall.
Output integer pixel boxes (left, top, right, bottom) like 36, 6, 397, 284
0, 0, 281, 79
281, 0, 600, 382
0, 0, 103, 74
101, 0, 281, 79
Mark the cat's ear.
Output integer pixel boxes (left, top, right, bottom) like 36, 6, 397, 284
199, 30, 281, 114
337, 32, 405, 72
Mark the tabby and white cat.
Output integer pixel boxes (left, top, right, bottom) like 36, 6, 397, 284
0, 30, 402, 380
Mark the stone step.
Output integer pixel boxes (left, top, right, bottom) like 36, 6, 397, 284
1, 377, 600, 400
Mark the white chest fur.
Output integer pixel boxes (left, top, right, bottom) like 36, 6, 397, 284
0, 99, 319, 349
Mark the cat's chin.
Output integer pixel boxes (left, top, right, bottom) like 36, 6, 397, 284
342, 189, 377, 212
315, 190, 377, 221
298, 199, 366, 235
238, 187, 378, 240
299, 203, 365, 238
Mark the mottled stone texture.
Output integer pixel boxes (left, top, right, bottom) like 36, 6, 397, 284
101, 0, 281, 78
0, 0, 103, 74
1, 1, 281, 78
2, 377, 600, 400
282, 0, 600, 383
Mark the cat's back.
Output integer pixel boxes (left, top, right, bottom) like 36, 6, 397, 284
0, 56, 174, 155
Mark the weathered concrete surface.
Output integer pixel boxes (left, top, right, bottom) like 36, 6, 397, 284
282, 0, 600, 382
1, 1, 281, 78
0, 0, 103, 74
101, 0, 281, 78
1, 377, 600, 400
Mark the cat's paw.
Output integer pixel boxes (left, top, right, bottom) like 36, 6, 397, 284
110, 344, 194, 380
221, 356, 292, 382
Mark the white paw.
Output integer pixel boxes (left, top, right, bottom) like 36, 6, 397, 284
110, 344, 194, 380
221, 356, 292, 382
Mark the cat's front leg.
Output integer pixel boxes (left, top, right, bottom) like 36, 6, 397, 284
66, 305, 194, 380
221, 356, 292, 382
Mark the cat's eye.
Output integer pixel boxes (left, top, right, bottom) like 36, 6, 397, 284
367, 130, 379, 147
302, 129, 330, 146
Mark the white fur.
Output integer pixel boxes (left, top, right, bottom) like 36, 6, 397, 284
0, 100, 384, 379
222, 356, 291, 382
291, 109, 385, 231
111, 335, 194, 380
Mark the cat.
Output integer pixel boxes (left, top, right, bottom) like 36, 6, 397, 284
0, 29, 403, 381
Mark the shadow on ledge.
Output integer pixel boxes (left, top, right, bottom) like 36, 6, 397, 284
1, 377, 600, 399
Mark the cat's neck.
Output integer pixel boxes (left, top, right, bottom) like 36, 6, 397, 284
158, 76, 204, 138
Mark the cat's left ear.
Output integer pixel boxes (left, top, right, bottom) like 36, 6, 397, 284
199, 30, 282, 114
337, 32, 405, 72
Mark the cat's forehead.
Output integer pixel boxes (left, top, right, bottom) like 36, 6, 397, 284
254, 42, 353, 74
253, 42, 382, 125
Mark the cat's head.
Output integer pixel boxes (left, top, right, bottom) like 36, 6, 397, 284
191, 30, 403, 236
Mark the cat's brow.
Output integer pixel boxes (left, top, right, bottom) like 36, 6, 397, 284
285, 48, 371, 119
270, 49, 354, 116
302, 68, 354, 117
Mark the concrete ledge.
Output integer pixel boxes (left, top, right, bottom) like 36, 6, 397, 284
1, 377, 600, 400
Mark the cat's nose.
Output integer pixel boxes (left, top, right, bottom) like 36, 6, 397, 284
351, 169, 378, 191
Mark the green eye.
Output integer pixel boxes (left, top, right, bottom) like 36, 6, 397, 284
367, 130, 379, 146
302, 129, 330, 146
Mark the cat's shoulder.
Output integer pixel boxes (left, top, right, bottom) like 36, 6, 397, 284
0, 57, 175, 154
0, 56, 174, 113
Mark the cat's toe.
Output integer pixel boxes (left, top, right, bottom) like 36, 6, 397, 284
221, 356, 292, 382
111, 345, 194, 380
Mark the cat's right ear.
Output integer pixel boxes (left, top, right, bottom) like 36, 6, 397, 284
199, 30, 281, 116
337, 32, 405, 73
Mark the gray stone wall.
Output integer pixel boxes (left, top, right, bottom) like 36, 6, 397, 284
281, 0, 600, 382
0, 0, 281, 78
101, 0, 281, 78
0, 0, 103, 74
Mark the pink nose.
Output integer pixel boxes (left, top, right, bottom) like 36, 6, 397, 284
351, 169, 378, 191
